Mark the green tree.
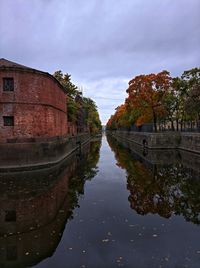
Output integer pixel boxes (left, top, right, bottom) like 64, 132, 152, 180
182, 68, 200, 129
83, 97, 102, 133
53, 70, 102, 133
53, 70, 80, 123
53, 70, 79, 98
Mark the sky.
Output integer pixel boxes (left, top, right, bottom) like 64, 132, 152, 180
0, 0, 200, 124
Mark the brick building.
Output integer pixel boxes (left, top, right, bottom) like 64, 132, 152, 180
0, 58, 67, 143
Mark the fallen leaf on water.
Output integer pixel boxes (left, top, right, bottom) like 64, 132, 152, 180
102, 239, 109, 243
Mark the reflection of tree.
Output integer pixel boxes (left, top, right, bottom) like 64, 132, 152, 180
67, 139, 102, 219
107, 135, 200, 225
174, 175, 200, 225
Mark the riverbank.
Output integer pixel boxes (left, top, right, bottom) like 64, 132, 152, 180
107, 131, 200, 154
0, 133, 92, 171
107, 134, 200, 176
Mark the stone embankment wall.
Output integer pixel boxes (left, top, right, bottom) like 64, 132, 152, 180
108, 135, 200, 175
109, 131, 200, 154
0, 133, 90, 170
179, 133, 200, 154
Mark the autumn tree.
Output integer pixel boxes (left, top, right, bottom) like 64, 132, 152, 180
107, 67, 200, 132
106, 104, 131, 130
126, 71, 172, 132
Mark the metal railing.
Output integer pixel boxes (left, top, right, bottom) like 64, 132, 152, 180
116, 123, 200, 133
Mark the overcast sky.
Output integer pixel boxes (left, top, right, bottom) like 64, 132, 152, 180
0, 0, 200, 124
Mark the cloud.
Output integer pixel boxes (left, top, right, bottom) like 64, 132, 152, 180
0, 0, 200, 124
79, 77, 128, 124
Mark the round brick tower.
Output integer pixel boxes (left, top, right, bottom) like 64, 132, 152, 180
0, 58, 67, 143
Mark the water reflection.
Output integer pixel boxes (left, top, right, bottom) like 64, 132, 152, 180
107, 135, 200, 224
0, 139, 101, 268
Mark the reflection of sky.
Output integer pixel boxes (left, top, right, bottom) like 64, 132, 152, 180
35, 137, 200, 268
1, 0, 200, 124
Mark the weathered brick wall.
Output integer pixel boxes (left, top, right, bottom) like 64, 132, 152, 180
0, 70, 67, 142
0, 104, 67, 141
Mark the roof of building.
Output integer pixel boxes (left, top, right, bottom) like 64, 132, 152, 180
0, 58, 33, 69
0, 58, 67, 94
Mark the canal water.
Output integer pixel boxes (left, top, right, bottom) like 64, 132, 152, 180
0, 135, 200, 268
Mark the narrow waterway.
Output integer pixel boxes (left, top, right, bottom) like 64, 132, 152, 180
1, 135, 200, 268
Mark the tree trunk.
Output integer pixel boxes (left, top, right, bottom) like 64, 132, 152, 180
153, 109, 157, 132
176, 119, 179, 131
171, 120, 175, 131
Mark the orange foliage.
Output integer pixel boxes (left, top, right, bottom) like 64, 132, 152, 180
127, 71, 172, 108
106, 71, 172, 130
135, 113, 152, 127
126, 71, 172, 130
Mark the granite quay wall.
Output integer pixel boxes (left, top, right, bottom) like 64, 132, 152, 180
108, 131, 200, 154
108, 136, 180, 165
108, 135, 200, 176
0, 133, 91, 170
179, 133, 200, 154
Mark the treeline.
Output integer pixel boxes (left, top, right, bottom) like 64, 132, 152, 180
53, 71, 102, 134
106, 68, 200, 132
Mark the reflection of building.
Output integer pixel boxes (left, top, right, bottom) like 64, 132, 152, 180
0, 152, 78, 268
0, 138, 101, 267
0, 58, 67, 143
